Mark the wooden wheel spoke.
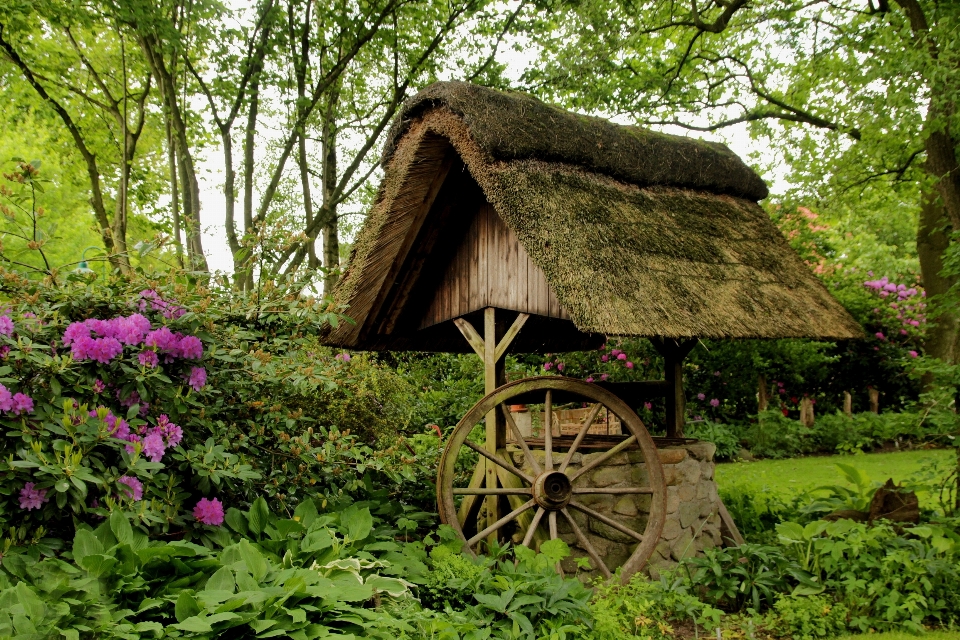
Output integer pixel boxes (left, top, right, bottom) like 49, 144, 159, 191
453, 487, 531, 496
501, 404, 542, 475
466, 499, 536, 547
570, 500, 644, 543
569, 435, 637, 482
463, 439, 534, 484
561, 507, 612, 579
558, 403, 603, 473
573, 487, 654, 495
543, 390, 553, 470
548, 510, 558, 540
521, 507, 546, 548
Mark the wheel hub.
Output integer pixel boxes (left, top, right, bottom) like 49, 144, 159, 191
533, 470, 572, 510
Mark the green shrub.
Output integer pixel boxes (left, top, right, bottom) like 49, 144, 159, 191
587, 572, 722, 639
685, 421, 740, 461
771, 594, 849, 640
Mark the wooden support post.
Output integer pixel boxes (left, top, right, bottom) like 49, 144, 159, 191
652, 338, 697, 439
843, 391, 852, 417
868, 387, 880, 414
454, 309, 529, 546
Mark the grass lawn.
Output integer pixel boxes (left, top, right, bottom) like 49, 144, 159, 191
838, 633, 960, 640
714, 448, 954, 505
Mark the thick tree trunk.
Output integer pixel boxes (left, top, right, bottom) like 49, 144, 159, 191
166, 118, 184, 268
917, 191, 960, 365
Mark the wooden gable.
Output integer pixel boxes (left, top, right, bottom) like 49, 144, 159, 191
419, 202, 569, 329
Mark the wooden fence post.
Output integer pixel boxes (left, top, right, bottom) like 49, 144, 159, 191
843, 391, 852, 417
868, 387, 879, 414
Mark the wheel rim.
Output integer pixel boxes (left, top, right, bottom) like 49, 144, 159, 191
437, 376, 667, 583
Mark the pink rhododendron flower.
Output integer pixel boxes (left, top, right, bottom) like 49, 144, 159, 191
543, 362, 553, 371
11, 393, 33, 415
138, 350, 159, 368
616, 353, 627, 360
600, 373, 609, 381
193, 497, 225, 525
557, 363, 565, 372
93, 379, 106, 393
139, 290, 186, 319
157, 415, 183, 447
600, 355, 609, 362
709, 398, 720, 407
176, 335, 203, 359
611, 349, 621, 356
141, 432, 165, 462
697, 393, 705, 401
19, 482, 48, 510
625, 361, 634, 369
909, 350, 918, 358
0, 385, 12, 412
0, 315, 13, 336
188, 366, 207, 391
117, 475, 143, 501
644, 402, 652, 410
335, 353, 351, 362
585, 377, 594, 383
875, 332, 885, 340
71, 336, 124, 363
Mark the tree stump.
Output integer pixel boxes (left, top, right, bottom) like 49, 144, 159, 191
868, 478, 919, 524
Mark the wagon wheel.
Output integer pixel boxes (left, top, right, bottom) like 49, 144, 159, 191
437, 376, 666, 583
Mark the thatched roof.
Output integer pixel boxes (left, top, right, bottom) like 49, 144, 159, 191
325, 82, 862, 352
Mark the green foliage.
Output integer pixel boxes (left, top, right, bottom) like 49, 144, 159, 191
685, 421, 740, 461
587, 572, 722, 639
677, 544, 816, 613
417, 529, 594, 639
0, 498, 425, 639
771, 594, 849, 640
0, 274, 438, 546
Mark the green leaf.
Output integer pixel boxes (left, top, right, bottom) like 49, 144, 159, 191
110, 510, 134, 546
225, 507, 248, 535
80, 554, 118, 577
341, 505, 372, 542
293, 499, 319, 528
301, 529, 333, 554
238, 539, 268, 582
175, 592, 201, 622
15, 583, 44, 620
205, 566, 235, 593
247, 497, 270, 536
174, 616, 213, 633
73, 529, 104, 564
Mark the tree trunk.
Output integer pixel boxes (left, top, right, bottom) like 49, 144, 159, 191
321, 90, 340, 297
917, 191, 960, 367
166, 117, 184, 268
843, 391, 852, 417
138, 33, 207, 272
758, 374, 768, 412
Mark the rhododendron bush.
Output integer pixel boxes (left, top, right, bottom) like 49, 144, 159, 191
0, 271, 426, 549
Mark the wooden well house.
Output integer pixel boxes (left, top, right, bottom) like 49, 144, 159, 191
323, 82, 862, 577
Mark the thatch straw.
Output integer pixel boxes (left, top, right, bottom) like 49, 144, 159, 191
382, 81, 768, 201
324, 82, 862, 351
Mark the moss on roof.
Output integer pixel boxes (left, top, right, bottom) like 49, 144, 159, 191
382, 81, 769, 201
324, 82, 862, 350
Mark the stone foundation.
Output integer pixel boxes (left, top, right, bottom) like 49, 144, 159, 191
509, 440, 721, 582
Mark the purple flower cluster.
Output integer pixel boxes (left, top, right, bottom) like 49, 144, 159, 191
864, 277, 920, 300
334, 353, 351, 362
62, 314, 203, 367
138, 290, 186, 319
0, 314, 13, 336
193, 497, 225, 525
19, 482, 48, 510
117, 475, 143, 501
187, 366, 207, 391
91, 408, 182, 461
0, 384, 33, 415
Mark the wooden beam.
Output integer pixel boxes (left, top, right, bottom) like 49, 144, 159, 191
483, 307, 504, 542
651, 338, 697, 439
453, 317, 485, 358
494, 313, 529, 362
